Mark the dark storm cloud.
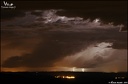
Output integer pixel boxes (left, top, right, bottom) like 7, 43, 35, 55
31, 11, 43, 16
2, 30, 127, 68
1, 11, 127, 68
1, 9, 26, 20
112, 42, 127, 49
119, 26, 127, 32
2, 56, 23, 67
1, 18, 127, 68
1, 28, 43, 52
1, 1, 127, 70
2, 32, 93, 67
1, 1, 127, 25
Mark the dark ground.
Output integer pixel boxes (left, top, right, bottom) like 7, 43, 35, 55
1, 72, 128, 84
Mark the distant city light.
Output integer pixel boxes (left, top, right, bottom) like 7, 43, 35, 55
55, 75, 75, 79
115, 76, 125, 79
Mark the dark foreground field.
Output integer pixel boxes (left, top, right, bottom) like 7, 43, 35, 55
1, 72, 128, 84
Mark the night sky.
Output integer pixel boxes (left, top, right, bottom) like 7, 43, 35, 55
1, 1, 127, 72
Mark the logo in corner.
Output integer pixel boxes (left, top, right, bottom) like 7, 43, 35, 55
1, 1, 16, 9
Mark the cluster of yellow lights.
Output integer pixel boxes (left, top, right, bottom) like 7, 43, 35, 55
55, 75, 75, 79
